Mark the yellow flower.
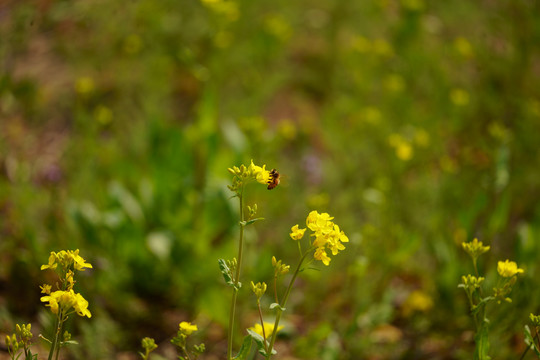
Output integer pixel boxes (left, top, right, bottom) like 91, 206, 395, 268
250, 281, 267, 300
70, 250, 93, 271
74, 293, 92, 318
314, 247, 331, 266
249, 322, 283, 339
402, 290, 433, 317
40, 284, 52, 294
41, 250, 92, 272
304, 211, 348, 265
462, 238, 490, 260
179, 321, 198, 336
249, 160, 270, 185
40, 290, 91, 318
450, 88, 470, 106
290, 224, 306, 240
41, 252, 58, 270
497, 260, 524, 278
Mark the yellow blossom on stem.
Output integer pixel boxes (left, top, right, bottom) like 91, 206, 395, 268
314, 247, 331, 266
289, 224, 306, 240
179, 321, 198, 336
40, 284, 52, 294
249, 322, 283, 340
40, 290, 91, 318
497, 260, 524, 278
304, 211, 349, 265
462, 238, 490, 262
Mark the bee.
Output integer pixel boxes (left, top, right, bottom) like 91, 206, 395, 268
267, 169, 280, 190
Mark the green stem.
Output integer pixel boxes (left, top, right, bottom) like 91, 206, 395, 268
54, 314, 66, 360
257, 302, 268, 353
227, 187, 245, 360
47, 315, 60, 360
266, 251, 310, 359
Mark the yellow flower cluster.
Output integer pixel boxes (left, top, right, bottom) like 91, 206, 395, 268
228, 160, 271, 193
462, 238, 490, 261
249, 322, 283, 340
291, 210, 349, 266
179, 321, 198, 336
41, 249, 93, 272
5, 324, 33, 355
250, 281, 267, 300
497, 260, 524, 278
40, 249, 92, 318
40, 289, 92, 318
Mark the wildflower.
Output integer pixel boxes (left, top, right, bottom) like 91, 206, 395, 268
305, 211, 348, 266
314, 247, 331, 266
450, 88, 470, 106
402, 290, 433, 316
141, 337, 158, 352
272, 256, 290, 276
249, 322, 283, 340
462, 238, 490, 261
497, 260, 524, 278
250, 281, 267, 300
75, 77, 94, 95
40, 250, 93, 272
530, 313, 540, 327
179, 322, 198, 336
460, 274, 485, 290
40, 290, 91, 318
40, 284, 52, 294
249, 160, 271, 185
290, 224, 306, 240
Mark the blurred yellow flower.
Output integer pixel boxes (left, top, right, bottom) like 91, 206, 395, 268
94, 105, 113, 125
462, 238, 490, 260
362, 107, 382, 124
351, 35, 371, 53
402, 290, 433, 316
75, 77, 94, 95
450, 88, 470, 106
373, 38, 394, 57
265, 14, 292, 41
290, 224, 306, 241
454, 37, 474, 58
305, 211, 348, 266
249, 322, 283, 339
396, 142, 413, 161
123, 34, 142, 54
41, 250, 93, 272
179, 321, 198, 336
497, 260, 524, 278
384, 74, 405, 93
40, 289, 91, 318
413, 128, 430, 147
314, 247, 331, 265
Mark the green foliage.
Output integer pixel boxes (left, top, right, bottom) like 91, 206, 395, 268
2, 0, 540, 358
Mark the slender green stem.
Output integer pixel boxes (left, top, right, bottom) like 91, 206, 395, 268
54, 314, 66, 360
266, 250, 310, 359
47, 314, 61, 360
257, 302, 268, 353
227, 186, 245, 360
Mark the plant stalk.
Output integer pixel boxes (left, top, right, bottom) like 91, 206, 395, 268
227, 186, 245, 360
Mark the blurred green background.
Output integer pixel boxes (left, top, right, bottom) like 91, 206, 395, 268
1, 0, 540, 359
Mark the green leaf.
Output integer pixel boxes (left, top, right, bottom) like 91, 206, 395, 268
269, 303, 286, 312
247, 329, 276, 357
232, 335, 252, 360
524, 325, 540, 357
218, 259, 236, 289
244, 218, 265, 226
474, 320, 491, 360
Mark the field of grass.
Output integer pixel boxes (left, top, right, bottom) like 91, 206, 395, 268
1, 0, 540, 359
